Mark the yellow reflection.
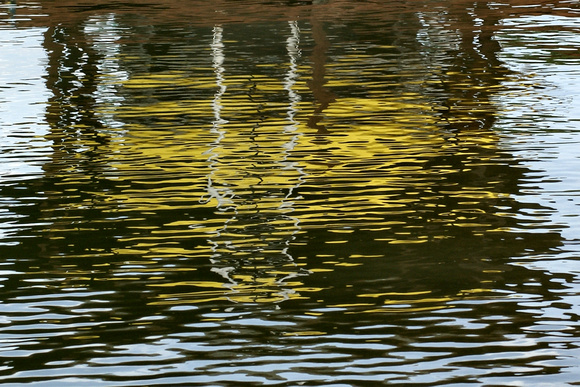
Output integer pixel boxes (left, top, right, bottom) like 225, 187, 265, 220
39, 9, 515, 308
327, 286, 503, 315
149, 280, 223, 288
282, 331, 327, 336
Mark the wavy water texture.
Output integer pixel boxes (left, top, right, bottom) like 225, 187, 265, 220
1, 0, 580, 385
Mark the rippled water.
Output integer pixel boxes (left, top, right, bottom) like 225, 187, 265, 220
1, 0, 580, 385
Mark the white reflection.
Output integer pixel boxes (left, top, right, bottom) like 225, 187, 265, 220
284, 20, 301, 129
494, 16, 580, 244
203, 22, 310, 303
279, 20, 306, 264
202, 25, 234, 211
0, 28, 51, 244
84, 13, 129, 130
205, 25, 238, 288
0, 28, 50, 183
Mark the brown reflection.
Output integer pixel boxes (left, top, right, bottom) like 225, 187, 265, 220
432, 0, 510, 133
5, 0, 579, 28
307, 17, 335, 134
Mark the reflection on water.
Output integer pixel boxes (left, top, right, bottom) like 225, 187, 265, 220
1, 0, 580, 385
201, 22, 308, 303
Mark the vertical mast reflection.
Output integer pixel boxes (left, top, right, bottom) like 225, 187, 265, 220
207, 23, 229, 197
277, 20, 308, 285
203, 22, 310, 303
204, 25, 238, 289
205, 25, 234, 211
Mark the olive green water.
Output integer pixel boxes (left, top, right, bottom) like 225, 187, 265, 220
1, 0, 580, 385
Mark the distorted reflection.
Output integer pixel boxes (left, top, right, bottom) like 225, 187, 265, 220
307, 17, 335, 134
203, 22, 309, 303
0, 1, 579, 385
85, 13, 128, 130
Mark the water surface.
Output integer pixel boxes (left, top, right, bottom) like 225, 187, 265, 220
1, 0, 580, 385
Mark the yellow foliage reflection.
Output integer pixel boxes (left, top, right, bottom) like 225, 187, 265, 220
32, 1, 557, 312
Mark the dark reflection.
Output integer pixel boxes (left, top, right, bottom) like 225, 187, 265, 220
0, 0, 578, 385
307, 18, 335, 134
37, 21, 120, 270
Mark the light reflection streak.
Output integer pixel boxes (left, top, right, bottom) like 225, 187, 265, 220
84, 13, 128, 131
202, 22, 310, 303
276, 20, 310, 294
202, 25, 234, 211
204, 24, 238, 290
0, 28, 50, 185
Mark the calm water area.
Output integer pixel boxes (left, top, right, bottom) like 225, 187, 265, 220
1, 0, 580, 385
